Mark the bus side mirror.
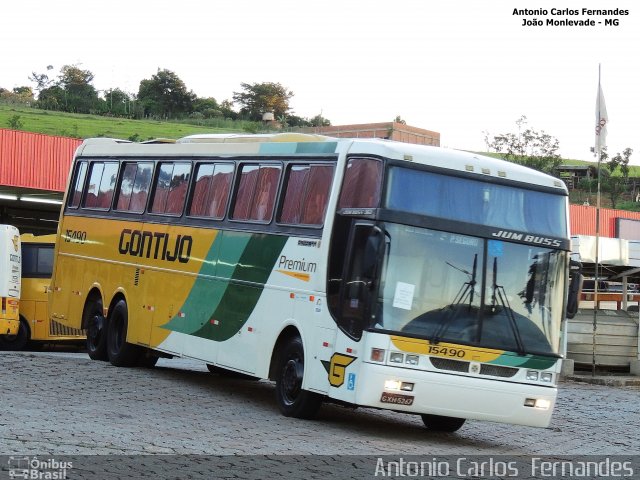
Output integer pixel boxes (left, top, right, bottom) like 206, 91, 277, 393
566, 260, 582, 319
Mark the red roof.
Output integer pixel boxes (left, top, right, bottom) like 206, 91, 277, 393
0, 129, 81, 192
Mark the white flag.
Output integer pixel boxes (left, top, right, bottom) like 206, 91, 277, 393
595, 82, 608, 155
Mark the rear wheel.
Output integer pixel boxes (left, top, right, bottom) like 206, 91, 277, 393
275, 336, 323, 419
0, 317, 30, 351
106, 300, 141, 367
421, 414, 466, 432
84, 297, 107, 361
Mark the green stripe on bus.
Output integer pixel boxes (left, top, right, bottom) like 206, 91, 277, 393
161, 232, 288, 342
160, 231, 250, 335
489, 354, 557, 370
193, 233, 288, 341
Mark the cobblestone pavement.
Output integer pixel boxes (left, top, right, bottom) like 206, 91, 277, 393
1, 351, 638, 458
0, 352, 640, 479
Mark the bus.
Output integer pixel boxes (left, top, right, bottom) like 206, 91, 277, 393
49, 133, 574, 431
0, 224, 21, 339
0, 234, 84, 350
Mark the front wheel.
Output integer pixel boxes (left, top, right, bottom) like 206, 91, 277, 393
106, 300, 141, 367
421, 414, 466, 432
275, 336, 323, 419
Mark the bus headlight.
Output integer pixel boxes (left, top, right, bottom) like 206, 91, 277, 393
524, 398, 551, 410
405, 355, 419, 365
541, 372, 553, 382
389, 352, 404, 363
526, 370, 539, 381
384, 380, 414, 392
384, 380, 401, 390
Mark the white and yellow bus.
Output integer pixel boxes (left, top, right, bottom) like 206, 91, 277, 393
0, 234, 84, 350
0, 224, 21, 339
49, 133, 574, 431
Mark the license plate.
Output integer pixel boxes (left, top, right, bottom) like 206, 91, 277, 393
380, 392, 414, 406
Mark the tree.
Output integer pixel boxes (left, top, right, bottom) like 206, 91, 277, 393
0, 86, 34, 105
309, 113, 330, 127
56, 65, 100, 113
599, 147, 634, 209
192, 97, 222, 118
484, 115, 562, 174
232, 82, 293, 121
100, 88, 131, 116
29, 65, 55, 95
137, 69, 196, 119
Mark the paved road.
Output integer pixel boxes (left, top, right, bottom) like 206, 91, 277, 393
1, 351, 639, 479
1, 351, 638, 457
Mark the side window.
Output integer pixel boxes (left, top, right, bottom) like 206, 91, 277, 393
189, 163, 234, 219
116, 162, 153, 213
68, 161, 87, 209
279, 164, 334, 225
338, 158, 383, 209
21, 245, 54, 278
231, 164, 282, 222
151, 162, 192, 215
83, 162, 119, 210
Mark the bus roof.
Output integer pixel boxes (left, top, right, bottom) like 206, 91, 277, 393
20, 233, 56, 244
76, 135, 567, 193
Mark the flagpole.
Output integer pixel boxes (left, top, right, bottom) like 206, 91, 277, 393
592, 64, 602, 377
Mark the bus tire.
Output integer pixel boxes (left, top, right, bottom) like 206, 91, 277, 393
0, 317, 30, 351
275, 336, 322, 419
420, 414, 466, 432
137, 349, 159, 368
106, 300, 141, 367
84, 297, 108, 361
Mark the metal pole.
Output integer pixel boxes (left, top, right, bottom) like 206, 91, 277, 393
592, 64, 602, 377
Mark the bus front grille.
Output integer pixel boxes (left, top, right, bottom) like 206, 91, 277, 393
429, 357, 470, 373
50, 320, 85, 337
479, 364, 518, 378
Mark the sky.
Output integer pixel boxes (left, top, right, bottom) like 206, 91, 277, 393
2, 0, 639, 162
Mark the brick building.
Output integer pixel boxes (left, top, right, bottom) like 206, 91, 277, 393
301, 122, 440, 146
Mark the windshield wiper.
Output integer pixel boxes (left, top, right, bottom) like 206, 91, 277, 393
491, 258, 526, 356
432, 254, 477, 343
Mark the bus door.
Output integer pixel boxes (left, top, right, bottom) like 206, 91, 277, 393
332, 222, 387, 402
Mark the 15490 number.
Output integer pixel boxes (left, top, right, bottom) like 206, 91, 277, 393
428, 345, 466, 358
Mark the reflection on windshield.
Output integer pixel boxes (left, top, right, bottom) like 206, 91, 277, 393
376, 224, 566, 355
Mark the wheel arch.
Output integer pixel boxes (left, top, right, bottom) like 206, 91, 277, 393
106, 291, 127, 320
268, 324, 302, 381
81, 287, 104, 329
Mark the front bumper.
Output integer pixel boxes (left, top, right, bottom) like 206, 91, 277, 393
354, 362, 557, 427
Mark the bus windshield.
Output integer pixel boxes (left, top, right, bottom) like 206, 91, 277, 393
375, 224, 567, 356
385, 166, 567, 238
